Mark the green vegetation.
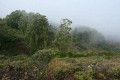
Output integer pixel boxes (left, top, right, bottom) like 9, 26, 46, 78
0, 10, 120, 80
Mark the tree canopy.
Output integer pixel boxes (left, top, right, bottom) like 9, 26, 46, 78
0, 10, 119, 55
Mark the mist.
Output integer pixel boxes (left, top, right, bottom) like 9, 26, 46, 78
0, 0, 120, 41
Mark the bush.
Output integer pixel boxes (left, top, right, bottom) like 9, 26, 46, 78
32, 49, 55, 79
74, 68, 93, 80
97, 51, 117, 56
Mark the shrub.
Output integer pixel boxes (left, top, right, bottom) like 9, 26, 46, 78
74, 68, 93, 80
32, 49, 55, 79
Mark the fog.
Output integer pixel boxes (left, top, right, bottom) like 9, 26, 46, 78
0, 0, 120, 41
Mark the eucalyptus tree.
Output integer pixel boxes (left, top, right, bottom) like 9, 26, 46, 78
53, 19, 73, 52
26, 13, 49, 52
5, 10, 26, 29
72, 26, 105, 50
18, 12, 28, 35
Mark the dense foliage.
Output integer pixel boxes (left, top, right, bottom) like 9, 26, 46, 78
1, 10, 119, 54
0, 10, 120, 80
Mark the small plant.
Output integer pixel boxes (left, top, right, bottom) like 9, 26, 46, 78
74, 68, 93, 80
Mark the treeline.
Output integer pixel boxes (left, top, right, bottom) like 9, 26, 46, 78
0, 10, 119, 55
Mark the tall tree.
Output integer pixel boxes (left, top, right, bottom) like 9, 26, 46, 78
53, 19, 73, 52
26, 13, 49, 52
18, 11, 28, 35
72, 27, 105, 50
5, 10, 26, 29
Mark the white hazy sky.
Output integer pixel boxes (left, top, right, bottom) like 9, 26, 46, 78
0, 0, 120, 39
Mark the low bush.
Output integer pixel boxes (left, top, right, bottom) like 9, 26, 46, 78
32, 49, 55, 79
0, 49, 55, 80
44, 57, 120, 80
